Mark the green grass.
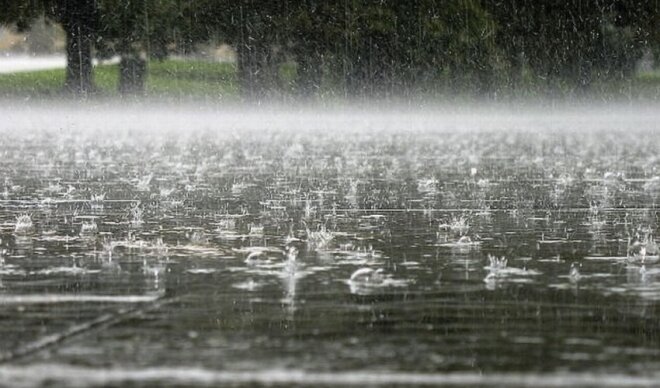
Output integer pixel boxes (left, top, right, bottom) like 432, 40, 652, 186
147, 60, 238, 98
0, 59, 239, 100
0, 67, 71, 96
2, 58, 660, 102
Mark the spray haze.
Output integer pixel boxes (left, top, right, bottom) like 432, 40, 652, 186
2, 1, 660, 386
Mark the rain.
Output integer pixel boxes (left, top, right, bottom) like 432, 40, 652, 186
1, 1, 660, 387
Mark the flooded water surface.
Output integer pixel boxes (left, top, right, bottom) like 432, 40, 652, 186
1, 105, 660, 386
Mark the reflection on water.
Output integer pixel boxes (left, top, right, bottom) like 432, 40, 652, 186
1, 108, 660, 385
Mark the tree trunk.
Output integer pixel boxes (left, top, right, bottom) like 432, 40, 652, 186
60, 0, 96, 96
237, 44, 256, 99
296, 50, 322, 98
509, 54, 522, 95
237, 43, 272, 100
119, 54, 147, 95
344, 50, 368, 98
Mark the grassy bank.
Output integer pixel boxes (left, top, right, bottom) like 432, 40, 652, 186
2, 58, 660, 102
0, 59, 239, 100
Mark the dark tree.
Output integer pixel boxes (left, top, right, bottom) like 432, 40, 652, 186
0, 0, 98, 96
486, 0, 657, 94
96, 0, 150, 94
52, 0, 98, 95
3, 0, 660, 98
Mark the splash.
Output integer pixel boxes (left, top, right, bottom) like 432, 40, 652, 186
14, 214, 34, 235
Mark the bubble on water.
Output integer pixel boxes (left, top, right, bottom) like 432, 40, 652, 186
347, 267, 409, 295
483, 272, 498, 290
239, 246, 285, 265
187, 268, 217, 275
80, 220, 98, 236
569, 262, 582, 282
349, 267, 384, 284
187, 230, 208, 245
233, 278, 262, 291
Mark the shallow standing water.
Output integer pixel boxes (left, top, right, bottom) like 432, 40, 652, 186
1, 105, 660, 387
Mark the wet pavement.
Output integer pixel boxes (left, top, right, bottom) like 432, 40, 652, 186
0, 106, 660, 386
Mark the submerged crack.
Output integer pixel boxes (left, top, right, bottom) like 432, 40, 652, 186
0, 293, 174, 364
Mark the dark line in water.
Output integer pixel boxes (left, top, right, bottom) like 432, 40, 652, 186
0, 293, 174, 364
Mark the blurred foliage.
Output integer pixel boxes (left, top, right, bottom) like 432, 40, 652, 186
1, 0, 659, 98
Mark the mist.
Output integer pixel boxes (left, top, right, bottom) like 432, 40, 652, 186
3, 2, 660, 387
2, 100, 658, 134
